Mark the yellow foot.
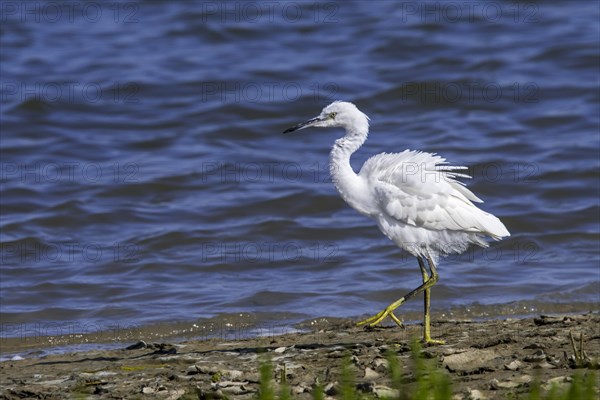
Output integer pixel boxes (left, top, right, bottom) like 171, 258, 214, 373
423, 336, 445, 345
357, 309, 404, 328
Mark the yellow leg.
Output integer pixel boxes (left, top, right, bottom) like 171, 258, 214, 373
357, 256, 439, 331
421, 256, 444, 345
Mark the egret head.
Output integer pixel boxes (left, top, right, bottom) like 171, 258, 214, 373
283, 101, 370, 134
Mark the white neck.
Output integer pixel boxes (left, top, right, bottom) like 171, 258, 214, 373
329, 124, 372, 216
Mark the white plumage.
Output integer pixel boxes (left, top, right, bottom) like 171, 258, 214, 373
363, 150, 509, 258
284, 101, 510, 344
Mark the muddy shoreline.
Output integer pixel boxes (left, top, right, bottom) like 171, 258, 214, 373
1, 313, 599, 399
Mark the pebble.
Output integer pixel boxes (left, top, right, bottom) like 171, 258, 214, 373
126, 340, 147, 350
222, 369, 244, 380
372, 358, 389, 372
504, 360, 522, 371
543, 376, 569, 391
217, 383, 250, 395
152, 344, 177, 355
79, 371, 117, 379
489, 378, 519, 390
443, 349, 497, 373
356, 382, 374, 393
442, 347, 462, 356
524, 349, 546, 362
197, 387, 226, 399
273, 346, 286, 353
292, 384, 308, 395
467, 389, 487, 399
186, 365, 200, 375
364, 367, 379, 380
373, 385, 399, 398
324, 382, 338, 396
421, 349, 437, 359
533, 361, 555, 369
195, 365, 222, 375
165, 389, 186, 400
516, 375, 532, 385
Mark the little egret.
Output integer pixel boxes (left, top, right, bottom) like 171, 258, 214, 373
283, 101, 510, 344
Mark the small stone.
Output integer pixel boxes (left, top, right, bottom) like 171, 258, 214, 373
533, 361, 555, 369
126, 340, 147, 350
421, 349, 437, 359
222, 369, 243, 380
443, 349, 497, 373
356, 382, 374, 393
489, 379, 500, 390
243, 372, 260, 383
327, 350, 344, 359
197, 387, 225, 400
273, 346, 286, 353
534, 315, 566, 325
504, 360, 522, 371
547, 355, 562, 366
165, 389, 186, 400
142, 386, 155, 394
196, 365, 221, 375
219, 385, 248, 395
543, 376, 569, 391
515, 375, 532, 385
442, 347, 462, 356
153, 343, 177, 355
364, 367, 379, 380
293, 384, 307, 395
324, 382, 338, 396
489, 379, 519, 390
167, 373, 178, 381
467, 389, 487, 400
186, 365, 200, 375
373, 385, 399, 398
372, 358, 389, 372
524, 349, 546, 362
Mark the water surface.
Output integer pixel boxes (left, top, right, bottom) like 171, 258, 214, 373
1, 1, 598, 347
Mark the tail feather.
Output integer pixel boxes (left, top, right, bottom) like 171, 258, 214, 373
480, 211, 510, 239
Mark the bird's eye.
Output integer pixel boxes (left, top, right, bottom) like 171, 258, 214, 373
329, 112, 337, 118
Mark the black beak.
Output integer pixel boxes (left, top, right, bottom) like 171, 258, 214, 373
283, 117, 322, 134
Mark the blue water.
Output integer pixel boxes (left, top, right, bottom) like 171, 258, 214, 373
1, 1, 599, 341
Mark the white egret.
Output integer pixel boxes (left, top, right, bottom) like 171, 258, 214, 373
283, 101, 510, 344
